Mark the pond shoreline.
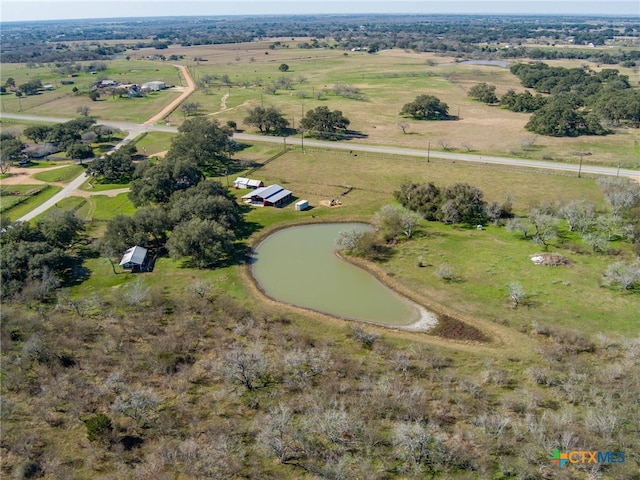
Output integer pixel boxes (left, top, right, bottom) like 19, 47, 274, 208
245, 220, 502, 342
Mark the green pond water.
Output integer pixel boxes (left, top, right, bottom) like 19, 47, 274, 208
251, 223, 421, 326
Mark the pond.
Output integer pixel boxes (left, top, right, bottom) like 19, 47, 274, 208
251, 223, 437, 329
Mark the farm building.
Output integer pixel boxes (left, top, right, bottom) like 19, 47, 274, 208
242, 184, 293, 207
119, 246, 148, 272
141, 81, 167, 91
233, 177, 264, 189
295, 200, 309, 211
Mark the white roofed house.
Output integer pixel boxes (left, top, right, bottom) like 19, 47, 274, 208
141, 81, 166, 92
233, 177, 264, 189
242, 184, 293, 208
119, 246, 149, 272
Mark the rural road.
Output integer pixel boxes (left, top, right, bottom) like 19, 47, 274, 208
143, 65, 196, 125
2, 112, 638, 182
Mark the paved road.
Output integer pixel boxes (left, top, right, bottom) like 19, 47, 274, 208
3, 112, 638, 181
16, 169, 89, 222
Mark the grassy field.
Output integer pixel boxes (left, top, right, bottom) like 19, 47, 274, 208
146, 40, 640, 168
0, 59, 184, 122
3, 42, 639, 167
132, 131, 176, 156
237, 147, 637, 336
0, 184, 62, 221
32, 164, 85, 183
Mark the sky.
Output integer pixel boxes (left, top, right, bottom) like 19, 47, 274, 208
1, 0, 638, 22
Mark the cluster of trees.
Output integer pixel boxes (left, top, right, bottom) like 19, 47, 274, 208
299, 106, 350, 140
0, 131, 24, 173
400, 94, 450, 120
509, 63, 640, 135
99, 117, 242, 267
21, 116, 114, 160
102, 179, 242, 268
1, 117, 116, 171
394, 181, 512, 226
0, 209, 84, 298
465, 63, 640, 137
86, 143, 137, 183
244, 106, 290, 135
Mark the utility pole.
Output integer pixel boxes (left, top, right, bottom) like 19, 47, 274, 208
427, 140, 430, 163
574, 150, 591, 178
301, 128, 304, 152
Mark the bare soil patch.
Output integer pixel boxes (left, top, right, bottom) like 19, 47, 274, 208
429, 313, 489, 342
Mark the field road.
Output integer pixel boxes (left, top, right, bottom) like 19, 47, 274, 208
2, 113, 639, 185
143, 65, 196, 125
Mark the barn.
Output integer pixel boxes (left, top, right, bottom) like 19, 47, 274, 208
119, 246, 148, 272
233, 177, 264, 189
242, 184, 293, 207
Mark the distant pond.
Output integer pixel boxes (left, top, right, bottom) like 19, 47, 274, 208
251, 223, 436, 328
458, 60, 511, 68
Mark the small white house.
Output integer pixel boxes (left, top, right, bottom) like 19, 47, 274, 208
295, 200, 309, 211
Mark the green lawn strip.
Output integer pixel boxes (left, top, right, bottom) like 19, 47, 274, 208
80, 177, 130, 192
132, 131, 176, 156
30, 196, 88, 222
32, 164, 85, 183
90, 193, 136, 221
0, 184, 62, 222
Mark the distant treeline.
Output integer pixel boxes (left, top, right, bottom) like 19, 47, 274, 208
1, 14, 638, 64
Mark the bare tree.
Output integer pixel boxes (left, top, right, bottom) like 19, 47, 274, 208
601, 261, 640, 291
372, 204, 420, 239
507, 282, 526, 309
398, 122, 410, 134
393, 421, 443, 477
77, 105, 90, 117
222, 343, 271, 392
561, 200, 595, 233
528, 209, 559, 249
438, 139, 452, 151
597, 177, 640, 216
181, 102, 200, 117
520, 135, 538, 152
112, 388, 160, 427
256, 403, 300, 463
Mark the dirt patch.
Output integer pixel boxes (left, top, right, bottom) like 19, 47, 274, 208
429, 314, 489, 342
530, 253, 573, 267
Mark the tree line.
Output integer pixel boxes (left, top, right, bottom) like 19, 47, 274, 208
467, 62, 640, 137
100, 117, 244, 269
2, 15, 637, 65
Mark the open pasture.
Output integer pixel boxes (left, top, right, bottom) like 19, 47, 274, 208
153, 40, 640, 167
250, 147, 607, 214
0, 59, 184, 122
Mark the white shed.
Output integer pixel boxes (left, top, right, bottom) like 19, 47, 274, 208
295, 200, 309, 211
141, 81, 166, 91
119, 246, 148, 272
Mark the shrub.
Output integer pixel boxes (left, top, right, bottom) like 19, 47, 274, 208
84, 413, 113, 442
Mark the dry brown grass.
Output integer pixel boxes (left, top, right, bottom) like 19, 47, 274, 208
144, 41, 640, 167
